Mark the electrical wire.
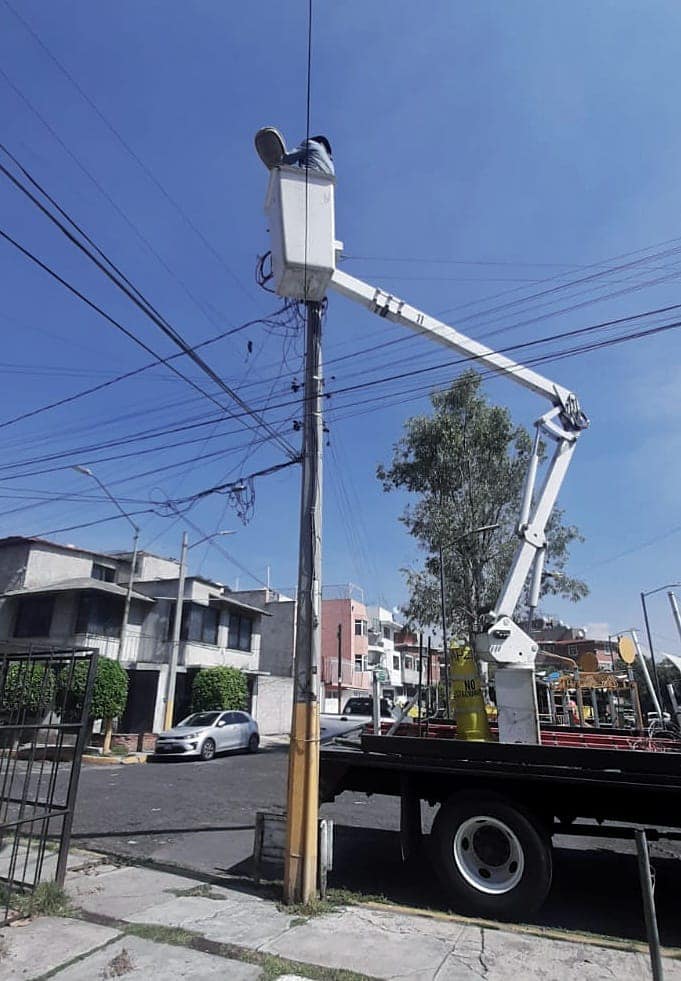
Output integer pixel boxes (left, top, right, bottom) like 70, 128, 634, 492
2, 0, 256, 303
0, 156, 299, 461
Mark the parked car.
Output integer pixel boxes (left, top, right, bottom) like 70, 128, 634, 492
154, 710, 259, 761
320, 696, 410, 742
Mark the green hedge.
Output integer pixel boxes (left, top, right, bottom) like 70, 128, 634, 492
61, 658, 128, 721
191, 666, 247, 713
0, 663, 55, 714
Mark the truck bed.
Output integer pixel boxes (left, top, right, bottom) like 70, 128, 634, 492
320, 732, 681, 829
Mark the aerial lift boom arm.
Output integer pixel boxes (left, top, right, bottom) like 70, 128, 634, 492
329, 269, 589, 742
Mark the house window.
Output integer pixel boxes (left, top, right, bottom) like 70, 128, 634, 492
91, 563, 115, 583
228, 613, 253, 652
404, 656, 413, 670
392, 655, 400, 670
567, 644, 578, 658
383, 626, 391, 640
354, 619, 367, 637
180, 604, 219, 645
354, 654, 365, 671
14, 595, 55, 638
75, 592, 123, 638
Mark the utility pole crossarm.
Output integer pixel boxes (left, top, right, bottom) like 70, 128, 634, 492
330, 269, 585, 424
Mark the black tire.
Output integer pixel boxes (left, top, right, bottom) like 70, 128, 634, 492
200, 738, 216, 761
430, 792, 552, 920
247, 733, 260, 754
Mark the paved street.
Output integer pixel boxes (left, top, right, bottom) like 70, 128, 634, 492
46, 746, 681, 950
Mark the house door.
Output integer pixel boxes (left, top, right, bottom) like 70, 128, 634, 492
120, 670, 159, 732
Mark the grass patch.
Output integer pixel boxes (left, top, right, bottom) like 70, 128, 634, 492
0, 881, 70, 919
259, 953, 371, 981
167, 883, 225, 900
109, 745, 129, 756
124, 923, 194, 947
278, 887, 388, 919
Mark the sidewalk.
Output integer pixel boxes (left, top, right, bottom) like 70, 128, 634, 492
1, 850, 680, 980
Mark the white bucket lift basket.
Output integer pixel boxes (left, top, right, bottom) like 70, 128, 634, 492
264, 166, 336, 302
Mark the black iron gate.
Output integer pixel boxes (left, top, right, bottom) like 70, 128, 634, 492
0, 647, 97, 922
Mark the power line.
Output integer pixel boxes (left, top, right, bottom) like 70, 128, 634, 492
2, 0, 255, 303
0, 153, 299, 461
0, 219, 298, 462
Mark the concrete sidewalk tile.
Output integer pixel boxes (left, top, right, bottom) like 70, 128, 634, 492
66, 865, 204, 918
449, 926, 681, 981
263, 906, 472, 980
0, 916, 119, 981
50, 935, 260, 980
131, 891, 296, 947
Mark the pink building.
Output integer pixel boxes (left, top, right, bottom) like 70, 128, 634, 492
321, 598, 373, 707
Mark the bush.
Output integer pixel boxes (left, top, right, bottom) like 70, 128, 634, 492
191, 666, 247, 712
0, 663, 55, 715
62, 658, 129, 722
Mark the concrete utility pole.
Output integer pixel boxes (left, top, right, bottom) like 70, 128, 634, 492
165, 531, 188, 731
164, 529, 234, 730
284, 299, 324, 905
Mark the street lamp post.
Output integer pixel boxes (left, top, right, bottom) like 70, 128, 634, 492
640, 582, 681, 714
163, 529, 234, 731
72, 466, 139, 661
438, 523, 499, 718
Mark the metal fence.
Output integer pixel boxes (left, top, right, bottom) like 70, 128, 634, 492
0, 647, 97, 923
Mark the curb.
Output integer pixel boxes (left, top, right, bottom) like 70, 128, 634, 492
82, 753, 148, 766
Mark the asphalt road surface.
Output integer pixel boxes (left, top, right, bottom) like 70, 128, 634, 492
57, 747, 681, 947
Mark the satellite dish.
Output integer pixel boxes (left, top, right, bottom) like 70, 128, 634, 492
618, 636, 636, 664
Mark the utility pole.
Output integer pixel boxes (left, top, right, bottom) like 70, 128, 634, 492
438, 546, 451, 718
337, 623, 342, 714
165, 531, 188, 731
119, 527, 139, 663
284, 299, 323, 905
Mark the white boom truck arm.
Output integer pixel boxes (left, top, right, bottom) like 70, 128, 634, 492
258, 159, 589, 744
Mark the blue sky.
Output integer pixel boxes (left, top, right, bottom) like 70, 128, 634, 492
1, 1, 680, 655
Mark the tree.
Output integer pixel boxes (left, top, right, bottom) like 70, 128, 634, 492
191, 666, 247, 713
0, 663, 55, 715
64, 658, 128, 754
377, 370, 588, 644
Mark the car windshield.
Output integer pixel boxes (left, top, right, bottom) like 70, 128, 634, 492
177, 712, 220, 727
343, 698, 393, 716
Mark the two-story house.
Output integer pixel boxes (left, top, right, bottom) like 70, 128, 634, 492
0, 536, 275, 734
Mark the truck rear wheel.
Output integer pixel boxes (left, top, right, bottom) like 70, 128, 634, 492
431, 793, 552, 920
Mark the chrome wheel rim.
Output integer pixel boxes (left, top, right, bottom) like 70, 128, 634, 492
453, 815, 524, 895
202, 740, 215, 759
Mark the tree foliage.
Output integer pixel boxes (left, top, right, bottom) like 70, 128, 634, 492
65, 658, 129, 721
377, 371, 588, 641
0, 663, 55, 715
191, 666, 247, 712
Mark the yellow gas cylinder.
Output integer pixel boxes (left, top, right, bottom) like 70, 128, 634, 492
450, 644, 493, 742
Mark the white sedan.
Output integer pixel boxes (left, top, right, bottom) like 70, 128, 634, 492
154, 710, 260, 761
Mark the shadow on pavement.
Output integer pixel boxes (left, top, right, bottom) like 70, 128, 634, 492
327, 823, 681, 948
67, 824, 255, 840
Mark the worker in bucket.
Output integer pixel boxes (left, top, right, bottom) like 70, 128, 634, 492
255, 127, 335, 176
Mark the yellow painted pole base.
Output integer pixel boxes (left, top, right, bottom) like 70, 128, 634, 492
283, 700, 320, 904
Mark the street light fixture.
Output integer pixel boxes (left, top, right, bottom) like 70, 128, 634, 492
164, 529, 235, 730
640, 582, 681, 713
72, 465, 140, 662
438, 523, 500, 718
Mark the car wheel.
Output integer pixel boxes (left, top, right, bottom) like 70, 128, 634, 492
200, 738, 216, 761
247, 733, 260, 754
431, 792, 552, 920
